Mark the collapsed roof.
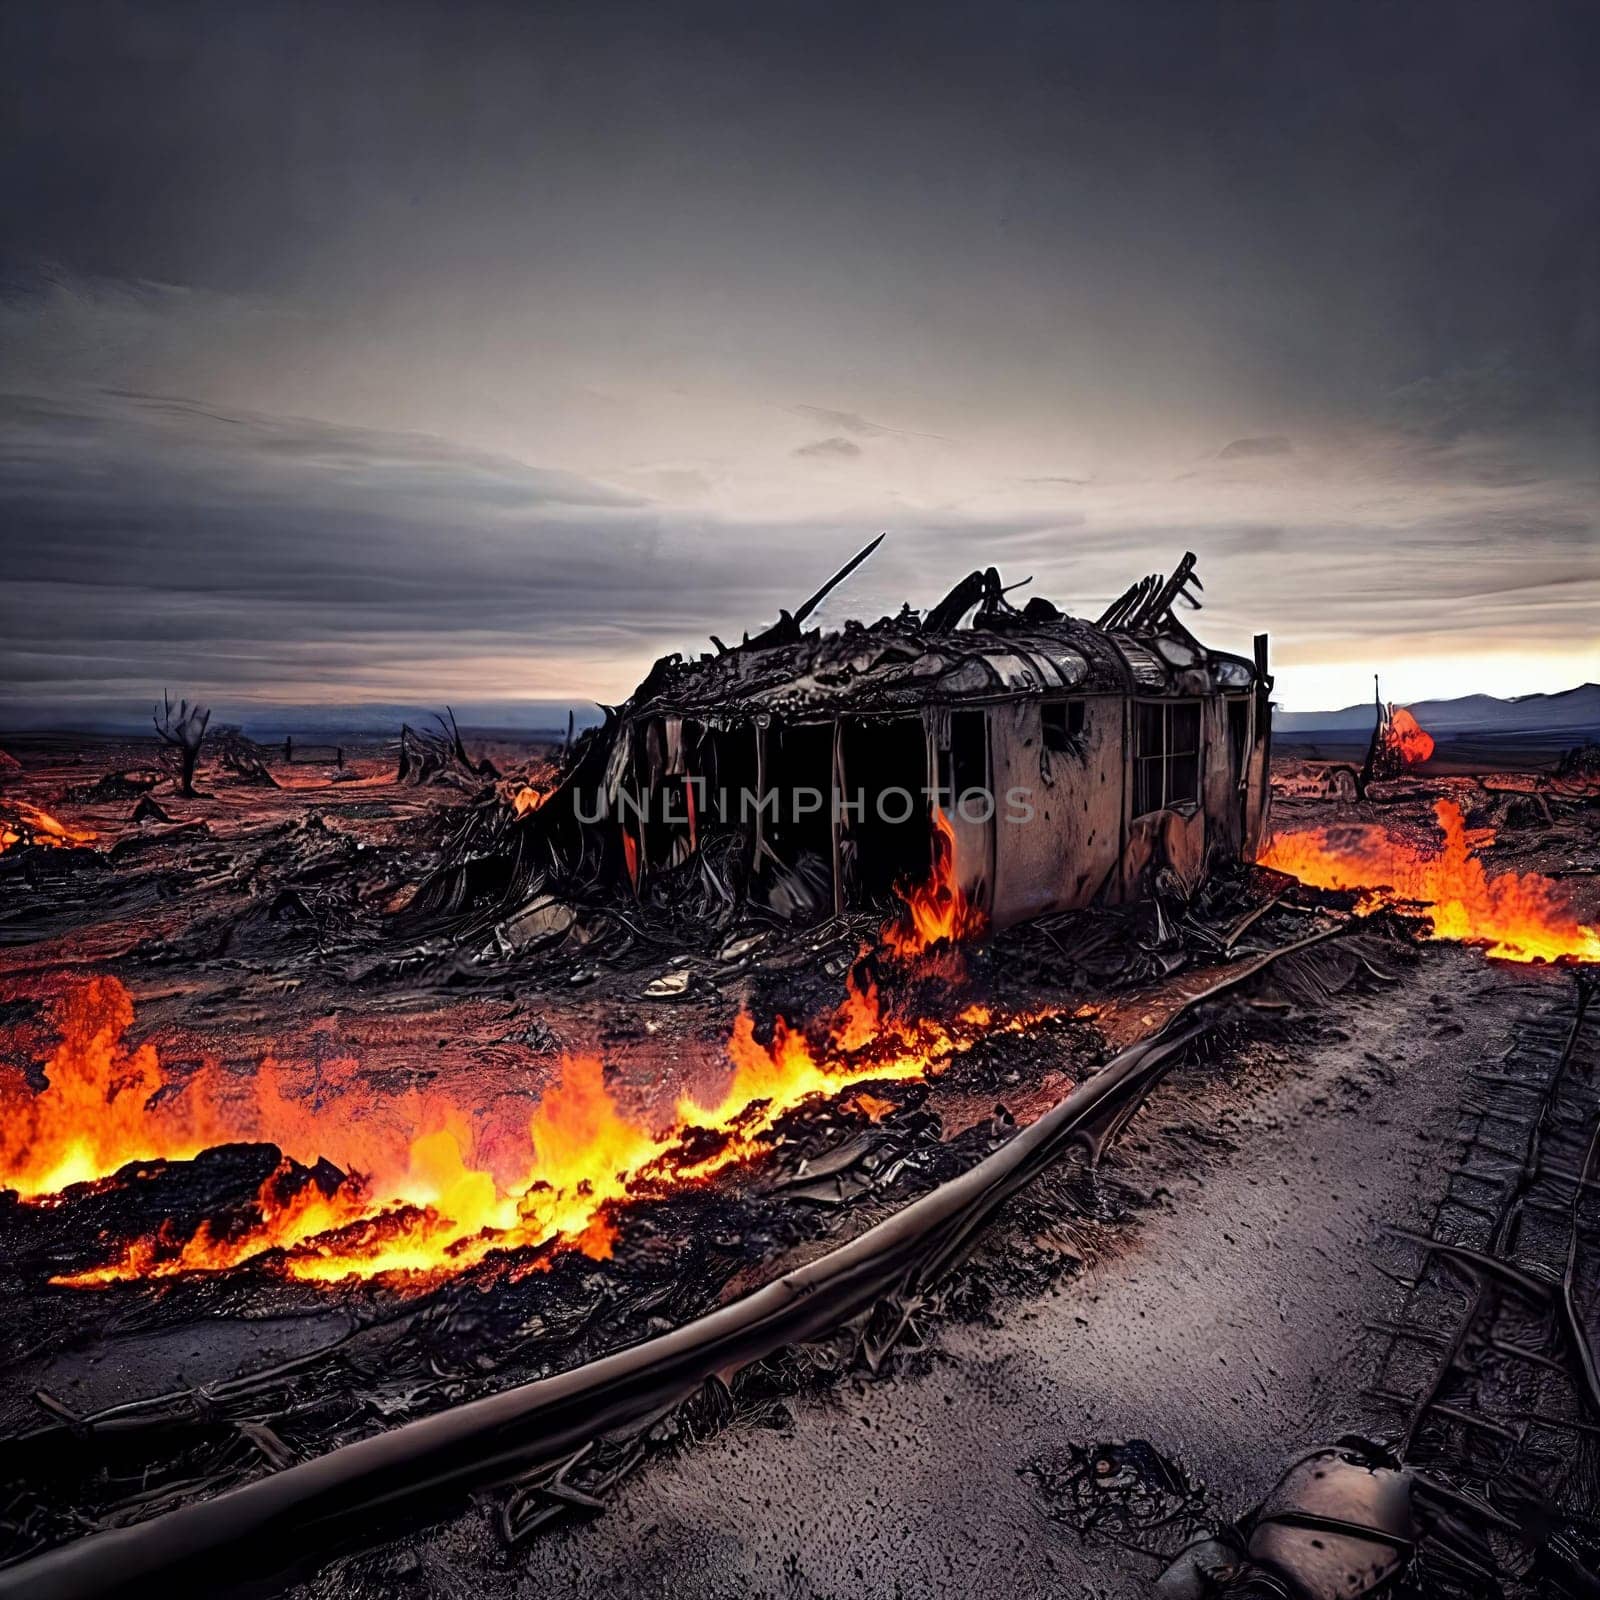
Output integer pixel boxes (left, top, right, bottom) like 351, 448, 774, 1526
620, 547, 1261, 724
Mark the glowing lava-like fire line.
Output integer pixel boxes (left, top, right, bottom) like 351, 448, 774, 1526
0, 801, 97, 854
4, 823, 1036, 1288
1259, 798, 1600, 965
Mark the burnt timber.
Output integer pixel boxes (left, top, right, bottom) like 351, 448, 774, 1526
517, 547, 1273, 930
0, 926, 1351, 1600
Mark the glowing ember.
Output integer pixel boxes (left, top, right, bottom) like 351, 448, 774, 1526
0, 801, 96, 854
1260, 799, 1600, 965
845, 1092, 897, 1123
881, 809, 987, 956
1383, 708, 1434, 766
511, 785, 545, 817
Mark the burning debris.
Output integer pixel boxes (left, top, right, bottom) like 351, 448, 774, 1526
1380, 705, 1435, 769
1260, 799, 1600, 964
444, 546, 1273, 941
1361, 680, 1437, 785
0, 544, 1596, 1599
880, 807, 986, 957
6, 868, 1050, 1290
511, 784, 546, 817
1271, 687, 1437, 804
0, 800, 96, 855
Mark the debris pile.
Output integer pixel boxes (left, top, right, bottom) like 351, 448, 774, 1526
209, 728, 281, 788
436, 545, 1272, 939
395, 710, 500, 790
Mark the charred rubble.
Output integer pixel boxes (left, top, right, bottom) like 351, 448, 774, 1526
1, 551, 1597, 1600
396, 710, 501, 790
0, 919, 1413, 1599
414, 546, 1273, 953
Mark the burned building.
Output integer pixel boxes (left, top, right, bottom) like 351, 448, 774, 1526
534, 547, 1272, 930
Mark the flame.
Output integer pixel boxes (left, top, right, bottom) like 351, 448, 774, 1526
881, 809, 987, 957
511, 785, 545, 817
28, 804, 1055, 1289
0, 801, 96, 854
32, 965, 1054, 1288
1384, 708, 1434, 766
0, 981, 486, 1207
63, 1159, 376, 1284
1260, 799, 1600, 964
0, 978, 229, 1196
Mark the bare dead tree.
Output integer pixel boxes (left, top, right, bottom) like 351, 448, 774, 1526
152, 691, 211, 796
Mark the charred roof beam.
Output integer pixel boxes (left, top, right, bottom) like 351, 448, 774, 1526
741, 533, 886, 652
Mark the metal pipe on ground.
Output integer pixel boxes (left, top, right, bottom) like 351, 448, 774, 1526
0, 926, 1349, 1600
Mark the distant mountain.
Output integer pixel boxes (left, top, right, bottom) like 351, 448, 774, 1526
1275, 684, 1600, 737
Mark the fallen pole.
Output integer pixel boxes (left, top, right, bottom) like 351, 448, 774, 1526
0, 927, 1348, 1600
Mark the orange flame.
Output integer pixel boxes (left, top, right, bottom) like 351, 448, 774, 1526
881, 809, 987, 957
0, 979, 227, 1195
830, 963, 883, 1052
23, 799, 1055, 1289
66, 1160, 376, 1283
0, 981, 486, 1207
1260, 799, 1600, 964
511, 785, 545, 817
30, 964, 1053, 1288
0, 801, 96, 855
1384, 708, 1434, 766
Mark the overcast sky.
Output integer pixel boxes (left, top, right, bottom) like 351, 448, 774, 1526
2, 0, 1596, 724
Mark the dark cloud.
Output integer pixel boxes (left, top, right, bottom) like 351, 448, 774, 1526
1379, 358, 1570, 444
794, 437, 863, 460
5, 386, 1592, 725
0, 389, 1094, 720
0, 0, 1594, 715
0, 393, 748, 713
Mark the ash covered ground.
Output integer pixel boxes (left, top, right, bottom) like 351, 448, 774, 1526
1, 727, 1598, 1598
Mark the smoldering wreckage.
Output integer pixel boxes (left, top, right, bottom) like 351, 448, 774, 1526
1, 545, 1599, 1600
465, 541, 1271, 942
